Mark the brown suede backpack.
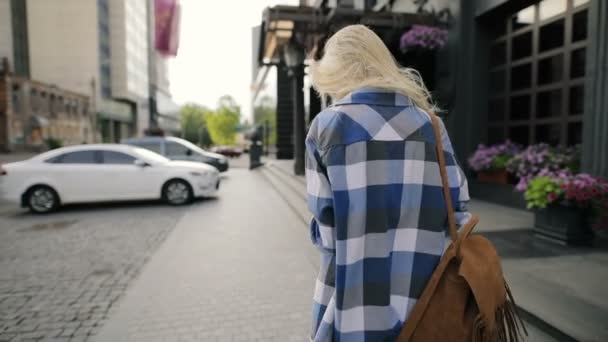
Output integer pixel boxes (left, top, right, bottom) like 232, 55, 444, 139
397, 114, 527, 342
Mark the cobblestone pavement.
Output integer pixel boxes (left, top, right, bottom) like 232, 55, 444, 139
0, 200, 190, 341
93, 169, 318, 342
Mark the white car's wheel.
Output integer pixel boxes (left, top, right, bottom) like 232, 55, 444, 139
163, 179, 193, 205
26, 185, 59, 214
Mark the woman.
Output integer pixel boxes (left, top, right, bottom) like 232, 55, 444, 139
306, 25, 471, 341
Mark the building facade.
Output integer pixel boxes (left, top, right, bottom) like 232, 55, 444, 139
0, 72, 93, 152
252, 0, 607, 181
5, 0, 150, 143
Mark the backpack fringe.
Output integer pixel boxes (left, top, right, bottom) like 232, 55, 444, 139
472, 280, 528, 342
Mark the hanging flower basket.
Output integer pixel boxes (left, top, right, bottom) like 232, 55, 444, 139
399, 25, 448, 53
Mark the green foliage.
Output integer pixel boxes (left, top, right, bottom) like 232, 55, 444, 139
491, 154, 512, 170
253, 95, 277, 145
180, 103, 212, 146
206, 95, 241, 145
45, 137, 63, 150
524, 176, 563, 209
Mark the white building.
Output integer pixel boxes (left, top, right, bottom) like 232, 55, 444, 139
11, 0, 153, 142
109, 0, 150, 137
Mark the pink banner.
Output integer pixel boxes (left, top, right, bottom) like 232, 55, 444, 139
155, 0, 181, 56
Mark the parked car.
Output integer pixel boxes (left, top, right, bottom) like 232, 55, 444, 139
0, 144, 220, 213
211, 146, 243, 158
122, 136, 229, 172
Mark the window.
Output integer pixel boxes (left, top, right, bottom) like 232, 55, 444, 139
165, 142, 189, 156
485, 0, 589, 146
510, 95, 531, 120
512, 5, 535, 31
11, 84, 20, 113
538, 54, 563, 85
572, 10, 588, 42
539, 0, 567, 21
536, 89, 562, 118
570, 48, 586, 78
101, 151, 136, 164
48, 151, 98, 164
569, 86, 584, 115
511, 63, 532, 90
539, 19, 565, 52
129, 141, 162, 154
512, 32, 532, 60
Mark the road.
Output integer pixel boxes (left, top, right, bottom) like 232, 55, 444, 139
0, 199, 191, 341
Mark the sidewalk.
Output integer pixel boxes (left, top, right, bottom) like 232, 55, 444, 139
93, 169, 318, 342
263, 159, 608, 342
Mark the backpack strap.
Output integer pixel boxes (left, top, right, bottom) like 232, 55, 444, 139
429, 113, 458, 243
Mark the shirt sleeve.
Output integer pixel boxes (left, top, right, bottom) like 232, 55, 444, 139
305, 137, 336, 253
437, 117, 472, 228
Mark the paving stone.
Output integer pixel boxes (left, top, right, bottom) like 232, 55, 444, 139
0, 200, 188, 341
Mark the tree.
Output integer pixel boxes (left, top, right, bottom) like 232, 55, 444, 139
180, 103, 212, 147
206, 95, 241, 145
253, 95, 277, 145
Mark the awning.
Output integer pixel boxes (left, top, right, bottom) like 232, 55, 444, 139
251, 5, 434, 101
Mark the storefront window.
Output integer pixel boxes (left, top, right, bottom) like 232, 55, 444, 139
536, 89, 562, 118
485, 0, 589, 146
512, 32, 532, 60
570, 48, 586, 78
572, 10, 588, 42
538, 54, 563, 85
539, 19, 565, 52
510, 95, 531, 120
511, 63, 532, 90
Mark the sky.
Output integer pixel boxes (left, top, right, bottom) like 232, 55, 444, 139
168, 0, 298, 121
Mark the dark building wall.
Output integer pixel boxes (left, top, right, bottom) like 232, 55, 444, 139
443, 0, 606, 178
581, 0, 608, 177
276, 65, 294, 159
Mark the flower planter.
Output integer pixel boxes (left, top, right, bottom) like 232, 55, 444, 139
534, 204, 594, 246
477, 169, 510, 184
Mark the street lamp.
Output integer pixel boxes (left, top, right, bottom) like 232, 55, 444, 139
283, 40, 306, 175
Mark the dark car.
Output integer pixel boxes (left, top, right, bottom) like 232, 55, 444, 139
121, 136, 229, 172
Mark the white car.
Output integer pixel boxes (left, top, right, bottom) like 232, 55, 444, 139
0, 144, 220, 213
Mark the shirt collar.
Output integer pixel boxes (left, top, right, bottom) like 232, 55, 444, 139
331, 87, 413, 107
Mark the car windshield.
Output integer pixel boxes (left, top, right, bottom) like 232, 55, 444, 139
133, 147, 170, 164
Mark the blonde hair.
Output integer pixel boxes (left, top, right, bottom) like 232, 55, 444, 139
309, 25, 436, 113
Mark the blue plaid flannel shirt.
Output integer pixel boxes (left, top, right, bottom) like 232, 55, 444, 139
306, 88, 471, 341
